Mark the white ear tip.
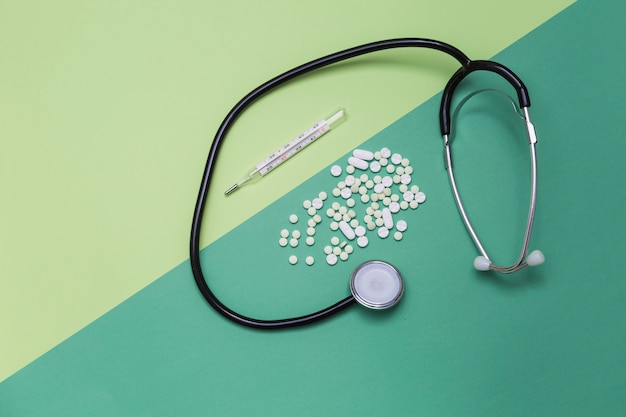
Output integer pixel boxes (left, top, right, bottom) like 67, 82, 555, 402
526, 250, 545, 266
474, 256, 491, 271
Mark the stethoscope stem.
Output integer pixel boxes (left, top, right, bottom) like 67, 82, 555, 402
444, 106, 542, 274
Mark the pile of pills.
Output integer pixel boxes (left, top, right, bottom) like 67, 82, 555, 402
277, 146, 426, 266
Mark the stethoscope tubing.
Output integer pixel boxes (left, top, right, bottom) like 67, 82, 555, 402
190, 38, 533, 329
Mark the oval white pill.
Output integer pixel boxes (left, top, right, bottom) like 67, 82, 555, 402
326, 253, 338, 266
353, 149, 374, 160
348, 156, 369, 170
377, 227, 389, 239
339, 221, 356, 240
357, 235, 369, 248
396, 220, 408, 232
330, 165, 342, 177
382, 208, 393, 229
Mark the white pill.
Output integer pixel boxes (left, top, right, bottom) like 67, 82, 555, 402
375, 217, 384, 227
374, 151, 382, 160
303, 200, 312, 209
391, 194, 399, 202
400, 201, 409, 210
377, 227, 389, 239
382, 176, 393, 187
386, 164, 396, 174
290, 238, 299, 247
379, 157, 388, 167
307, 207, 316, 216
308, 219, 316, 228
393, 175, 401, 184
405, 166, 414, 175
403, 191, 414, 202
346, 198, 356, 208
313, 214, 322, 223
373, 175, 382, 184
360, 194, 370, 204
339, 221, 356, 240
345, 175, 356, 186
333, 246, 342, 256
319, 191, 327, 200
402, 158, 410, 167
396, 220, 408, 232
330, 165, 342, 177
289, 255, 298, 265
279, 238, 288, 247
346, 165, 355, 174
292, 230, 301, 239
396, 166, 405, 176
370, 161, 381, 173
333, 212, 342, 222
350, 219, 359, 229
399, 184, 408, 193
382, 208, 394, 229
365, 180, 374, 189
357, 235, 369, 248
380, 147, 391, 158
415, 192, 426, 203
410, 185, 420, 194
382, 197, 391, 207
331, 236, 340, 246
307, 227, 316, 236
373, 183, 385, 194
312, 198, 323, 209
354, 225, 366, 236
410, 200, 419, 209
332, 188, 341, 197
401, 174, 412, 185
366, 221, 376, 231
306, 236, 315, 246
348, 156, 369, 170
345, 244, 354, 254
389, 201, 400, 213
330, 221, 339, 231
353, 149, 374, 160
280, 229, 289, 238
326, 208, 335, 218
305, 256, 315, 266
289, 214, 298, 224
393, 231, 403, 241
340, 188, 352, 199
326, 253, 338, 266
359, 174, 369, 183
324, 245, 333, 255
391, 153, 402, 165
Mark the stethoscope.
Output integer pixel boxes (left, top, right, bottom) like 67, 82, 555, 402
190, 38, 544, 329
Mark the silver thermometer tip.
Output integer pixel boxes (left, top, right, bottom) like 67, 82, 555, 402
224, 184, 238, 195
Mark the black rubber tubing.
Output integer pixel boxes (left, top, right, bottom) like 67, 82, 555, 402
190, 38, 531, 329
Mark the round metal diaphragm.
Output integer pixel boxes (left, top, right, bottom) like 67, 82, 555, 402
350, 260, 404, 309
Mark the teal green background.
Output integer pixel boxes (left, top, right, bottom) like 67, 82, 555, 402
2, 0, 625, 416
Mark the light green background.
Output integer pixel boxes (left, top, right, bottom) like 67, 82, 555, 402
1, 1, 626, 415
0, 0, 574, 381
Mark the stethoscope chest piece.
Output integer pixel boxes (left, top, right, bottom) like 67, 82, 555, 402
350, 261, 404, 309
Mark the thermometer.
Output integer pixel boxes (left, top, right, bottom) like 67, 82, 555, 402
225, 108, 347, 195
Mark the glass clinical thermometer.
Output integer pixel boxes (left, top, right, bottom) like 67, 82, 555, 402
225, 108, 347, 195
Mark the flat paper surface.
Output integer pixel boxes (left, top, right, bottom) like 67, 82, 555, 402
2, 0, 625, 416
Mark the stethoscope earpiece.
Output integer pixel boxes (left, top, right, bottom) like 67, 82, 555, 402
474, 249, 545, 272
